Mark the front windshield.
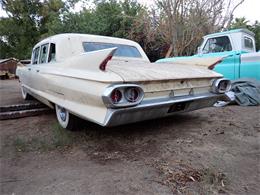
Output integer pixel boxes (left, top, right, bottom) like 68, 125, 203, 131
83, 42, 142, 58
202, 36, 232, 53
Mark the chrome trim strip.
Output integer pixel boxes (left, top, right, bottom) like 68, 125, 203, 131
103, 93, 226, 126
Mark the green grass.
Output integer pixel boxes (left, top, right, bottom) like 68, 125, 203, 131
12, 122, 75, 152
51, 123, 73, 147
13, 137, 28, 152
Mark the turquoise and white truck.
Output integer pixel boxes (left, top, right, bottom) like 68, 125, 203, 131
158, 29, 260, 80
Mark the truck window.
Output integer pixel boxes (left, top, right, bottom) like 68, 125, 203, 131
83, 42, 142, 58
39, 43, 49, 64
244, 36, 253, 49
32, 47, 40, 64
203, 36, 232, 53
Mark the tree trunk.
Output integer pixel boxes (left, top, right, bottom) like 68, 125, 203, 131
165, 44, 173, 57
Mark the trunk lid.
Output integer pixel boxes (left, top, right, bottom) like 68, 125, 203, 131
107, 59, 222, 82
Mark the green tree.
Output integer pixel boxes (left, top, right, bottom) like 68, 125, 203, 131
230, 17, 260, 51
0, 0, 147, 59
44, 0, 143, 36
230, 17, 250, 29
0, 0, 42, 59
0, 0, 76, 59
251, 21, 260, 51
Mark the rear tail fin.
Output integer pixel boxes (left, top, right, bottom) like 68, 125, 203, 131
99, 48, 117, 71
63, 47, 117, 71
165, 57, 224, 69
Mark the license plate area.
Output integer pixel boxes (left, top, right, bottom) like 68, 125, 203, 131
167, 101, 192, 113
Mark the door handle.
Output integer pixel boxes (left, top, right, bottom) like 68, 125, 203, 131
28, 68, 31, 71
36, 70, 40, 72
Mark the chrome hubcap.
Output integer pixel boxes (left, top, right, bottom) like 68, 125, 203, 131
59, 107, 67, 121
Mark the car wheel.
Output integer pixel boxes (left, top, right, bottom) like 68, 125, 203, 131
55, 105, 78, 130
21, 86, 33, 100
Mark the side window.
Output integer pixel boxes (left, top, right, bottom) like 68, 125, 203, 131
202, 36, 232, 53
32, 47, 40, 64
48, 43, 56, 62
244, 36, 253, 49
39, 43, 49, 64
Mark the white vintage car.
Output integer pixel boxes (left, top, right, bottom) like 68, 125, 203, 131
16, 33, 231, 129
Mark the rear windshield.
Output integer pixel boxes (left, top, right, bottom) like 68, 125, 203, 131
83, 42, 142, 58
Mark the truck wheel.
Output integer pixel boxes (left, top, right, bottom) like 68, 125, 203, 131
55, 105, 79, 130
21, 86, 33, 100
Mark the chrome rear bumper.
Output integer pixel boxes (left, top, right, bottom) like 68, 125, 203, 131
103, 93, 226, 126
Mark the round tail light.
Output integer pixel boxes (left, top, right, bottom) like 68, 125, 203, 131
124, 87, 140, 102
102, 84, 144, 108
110, 89, 122, 104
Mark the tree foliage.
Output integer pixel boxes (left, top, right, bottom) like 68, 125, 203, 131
0, 0, 146, 59
230, 17, 260, 51
0, 0, 42, 59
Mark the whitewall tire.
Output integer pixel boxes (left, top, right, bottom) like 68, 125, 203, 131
55, 105, 78, 130
21, 86, 32, 100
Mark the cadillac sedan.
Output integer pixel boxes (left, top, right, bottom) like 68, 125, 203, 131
16, 33, 230, 130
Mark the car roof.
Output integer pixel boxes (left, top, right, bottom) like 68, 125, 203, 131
34, 33, 140, 48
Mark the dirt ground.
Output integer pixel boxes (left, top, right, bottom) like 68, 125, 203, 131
0, 79, 35, 106
0, 80, 259, 195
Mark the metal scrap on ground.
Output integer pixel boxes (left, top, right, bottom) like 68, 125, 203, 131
0, 102, 50, 120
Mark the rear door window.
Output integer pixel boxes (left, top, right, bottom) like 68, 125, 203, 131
48, 43, 56, 62
39, 43, 49, 64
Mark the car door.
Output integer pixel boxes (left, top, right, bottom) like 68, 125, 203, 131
30, 43, 49, 92
21, 47, 40, 89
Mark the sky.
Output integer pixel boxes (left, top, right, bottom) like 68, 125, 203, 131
233, 0, 260, 23
0, 0, 260, 23
139, 0, 260, 24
